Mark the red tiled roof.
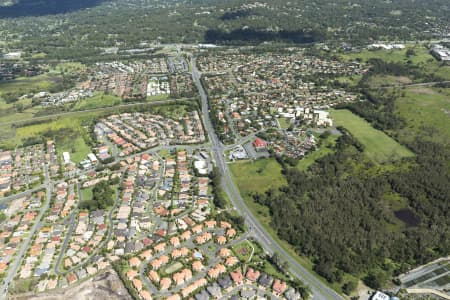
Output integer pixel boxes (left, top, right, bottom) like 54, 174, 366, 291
253, 137, 267, 148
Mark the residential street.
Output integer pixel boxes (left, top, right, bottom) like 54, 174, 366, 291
191, 56, 343, 300
0, 55, 343, 300
0, 166, 52, 299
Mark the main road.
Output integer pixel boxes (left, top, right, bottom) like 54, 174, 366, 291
191, 56, 343, 300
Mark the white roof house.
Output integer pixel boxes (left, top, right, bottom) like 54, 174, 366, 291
372, 291, 390, 300
314, 110, 333, 127
63, 152, 71, 164
88, 153, 98, 163
194, 160, 208, 175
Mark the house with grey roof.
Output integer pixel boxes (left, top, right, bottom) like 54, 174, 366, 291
285, 288, 302, 300
241, 288, 256, 299
218, 275, 232, 289
206, 283, 222, 298
194, 290, 210, 300
258, 273, 273, 287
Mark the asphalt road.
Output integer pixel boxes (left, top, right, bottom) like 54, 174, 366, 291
0, 185, 46, 205
191, 57, 343, 300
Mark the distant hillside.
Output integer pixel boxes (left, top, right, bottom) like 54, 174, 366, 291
0, 0, 105, 17
0, 0, 448, 58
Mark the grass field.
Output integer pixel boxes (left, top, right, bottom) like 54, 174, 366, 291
0, 75, 58, 109
153, 104, 190, 119
81, 187, 93, 201
330, 109, 414, 163
340, 45, 433, 65
229, 158, 286, 196
335, 74, 363, 87
339, 45, 450, 82
73, 93, 122, 111
296, 134, 338, 171
277, 118, 292, 129
0, 74, 55, 95
395, 87, 450, 145
146, 94, 170, 102
0, 111, 98, 161
52, 62, 86, 74
58, 136, 91, 163
163, 262, 183, 275
367, 75, 412, 87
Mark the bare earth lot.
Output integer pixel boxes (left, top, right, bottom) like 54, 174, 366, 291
9, 270, 131, 300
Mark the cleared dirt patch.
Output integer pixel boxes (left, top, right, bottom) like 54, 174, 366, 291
395, 76, 413, 84
408, 87, 437, 95
10, 270, 132, 300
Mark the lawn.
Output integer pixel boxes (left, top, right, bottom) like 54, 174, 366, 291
73, 93, 122, 111
395, 87, 450, 145
146, 94, 170, 102
296, 134, 338, 171
229, 158, 286, 196
277, 117, 292, 129
163, 262, 183, 275
330, 109, 415, 163
81, 187, 93, 201
232, 240, 255, 262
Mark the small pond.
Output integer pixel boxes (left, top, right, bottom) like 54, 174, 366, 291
394, 209, 420, 226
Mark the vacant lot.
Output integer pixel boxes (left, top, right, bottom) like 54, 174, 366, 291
10, 270, 131, 300
73, 93, 122, 111
0, 74, 56, 95
229, 158, 286, 197
339, 45, 450, 81
340, 46, 432, 65
367, 75, 412, 87
0, 111, 97, 161
14, 114, 95, 162
330, 109, 414, 163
